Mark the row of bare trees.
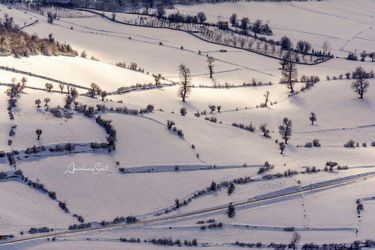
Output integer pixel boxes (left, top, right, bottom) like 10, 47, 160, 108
177, 56, 215, 102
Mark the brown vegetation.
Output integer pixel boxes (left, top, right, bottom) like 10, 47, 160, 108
0, 14, 77, 57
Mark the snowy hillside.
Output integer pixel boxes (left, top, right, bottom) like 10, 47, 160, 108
1, 0, 375, 249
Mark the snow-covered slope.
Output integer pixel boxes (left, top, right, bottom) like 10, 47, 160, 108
2, 1, 375, 249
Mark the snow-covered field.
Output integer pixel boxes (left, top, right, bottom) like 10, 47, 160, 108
175, 0, 375, 57
0, 56, 155, 92
1, 0, 375, 249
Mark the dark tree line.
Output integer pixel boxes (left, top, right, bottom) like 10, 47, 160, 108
44, 0, 236, 10
230, 13, 273, 36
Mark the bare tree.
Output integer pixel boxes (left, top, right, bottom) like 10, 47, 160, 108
167, 120, 175, 130
156, 5, 165, 18
178, 64, 191, 102
248, 40, 254, 50
369, 52, 375, 62
35, 99, 41, 108
360, 50, 367, 61
351, 67, 369, 99
59, 83, 64, 93
280, 53, 298, 93
70, 88, 78, 99
227, 202, 235, 218
180, 107, 187, 116
290, 232, 301, 250
309, 112, 317, 125
197, 12, 207, 24
89, 83, 101, 98
36, 129, 42, 140
240, 17, 249, 30
229, 13, 237, 26
260, 124, 270, 138
209, 105, 216, 114
65, 88, 78, 109
47, 12, 57, 24
207, 57, 215, 79
7, 80, 25, 98
21, 77, 27, 87
322, 40, 330, 54
240, 38, 246, 48
101, 91, 107, 101
80, 50, 87, 58
279, 117, 292, 144
153, 74, 162, 85
45, 83, 53, 92
264, 91, 270, 107
44, 97, 51, 107
279, 142, 285, 154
